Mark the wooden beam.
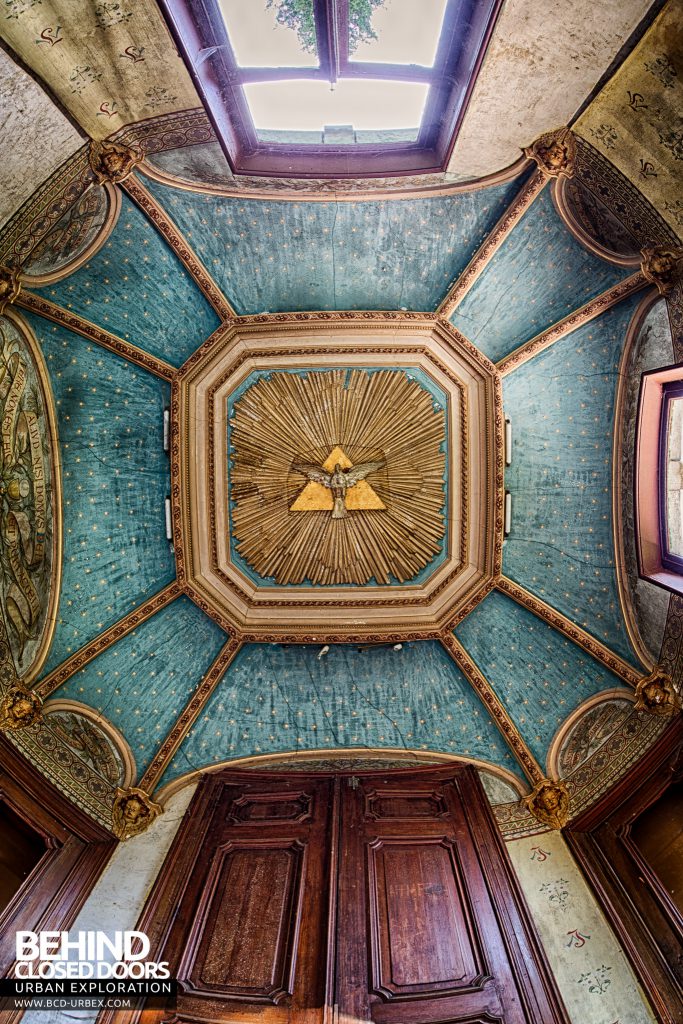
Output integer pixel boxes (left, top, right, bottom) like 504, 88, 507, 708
140, 634, 241, 793
497, 272, 647, 375
440, 631, 544, 785
496, 576, 642, 686
35, 583, 182, 698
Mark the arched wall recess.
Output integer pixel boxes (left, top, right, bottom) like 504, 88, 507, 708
546, 689, 636, 781
43, 699, 136, 790
153, 747, 529, 806
21, 181, 121, 286
552, 175, 641, 268
613, 289, 674, 669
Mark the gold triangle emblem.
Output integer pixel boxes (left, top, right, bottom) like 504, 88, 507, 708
290, 446, 386, 513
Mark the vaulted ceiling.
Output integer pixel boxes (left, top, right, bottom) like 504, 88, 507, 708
0, 0, 680, 837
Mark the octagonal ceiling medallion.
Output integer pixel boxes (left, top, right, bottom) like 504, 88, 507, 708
174, 313, 502, 639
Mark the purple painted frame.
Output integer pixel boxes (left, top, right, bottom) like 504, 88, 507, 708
156, 0, 504, 178
658, 379, 683, 574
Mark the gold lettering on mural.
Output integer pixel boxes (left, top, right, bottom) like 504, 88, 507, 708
1, 357, 26, 465
26, 412, 46, 565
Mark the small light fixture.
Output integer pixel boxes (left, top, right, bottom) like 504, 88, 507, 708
504, 491, 512, 536
504, 417, 512, 466
318, 644, 329, 659
393, 643, 403, 651
163, 408, 170, 452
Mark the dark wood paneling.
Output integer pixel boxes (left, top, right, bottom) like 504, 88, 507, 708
567, 716, 683, 1024
106, 765, 569, 1024
0, 736, 115, 997
337, 766, 568, 1023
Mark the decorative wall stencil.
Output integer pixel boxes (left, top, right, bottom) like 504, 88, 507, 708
0, 312, 59, 681
43, 700, 133, 788
576, 2, 683, 239
23, 182, 118, 283
229, 369, 446, 586
555, 699, 633, 777
507, 832, 657, 1023
0, 0, 199, 140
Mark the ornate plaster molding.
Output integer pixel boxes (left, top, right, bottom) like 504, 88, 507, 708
436, 169, 547, 319
17, 292, 177, 382
522, 127, 576, 180
122, 174, 235, 320
497, 272, 648, 375
0, 684, 43, 731
496, 577, 643, 685
523, 778, 570, 829
0, 264, 21, 313
111, 786, 162, 840
439, 632, 544, 785
36, 582, 183, 699
89, 141, 143, 186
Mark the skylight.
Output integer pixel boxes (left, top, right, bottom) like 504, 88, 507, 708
352, 0, 448, 66
160, 0, 504, 176
218, 0, 317, 68
244, 79, 429, 134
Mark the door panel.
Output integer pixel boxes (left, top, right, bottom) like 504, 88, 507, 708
336, 770, 545, 1023
114, 766, 567, 1024
182, 840, 305, 1001
368, 837, 484, 995
155, 776, 334, 1023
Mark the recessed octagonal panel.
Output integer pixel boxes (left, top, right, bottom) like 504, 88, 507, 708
174, 313, 502, 639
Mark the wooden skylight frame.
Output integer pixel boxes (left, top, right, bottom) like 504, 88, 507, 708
157, 0, 504, 177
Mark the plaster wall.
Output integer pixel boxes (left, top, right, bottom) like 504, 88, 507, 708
507, 830, 656, 1024
19, 785, 197, 1024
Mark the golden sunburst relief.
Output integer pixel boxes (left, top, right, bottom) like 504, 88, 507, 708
229, 369, 447, 586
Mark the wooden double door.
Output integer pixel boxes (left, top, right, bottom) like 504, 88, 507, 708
135, 766, 567, 1023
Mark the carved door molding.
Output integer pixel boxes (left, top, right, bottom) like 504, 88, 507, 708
109, 765, 568, 1023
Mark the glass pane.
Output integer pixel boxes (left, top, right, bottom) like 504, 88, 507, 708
665, 397, 683, 557
351, 0, 448, 66
244, 78, 429, 136
219, 0, 318, 68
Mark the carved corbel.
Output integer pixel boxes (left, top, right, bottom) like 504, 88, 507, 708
89, 140, 143, 185
0, 684, 43, 731
523, 778, 570, 829
0, 265, 21, 315
640, 246, 683, 296
634, 667, 682, 716
523, 127, 576, 179
111, 785, 162, 840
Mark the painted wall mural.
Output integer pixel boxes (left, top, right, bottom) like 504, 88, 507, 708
449, 188, 631, 364
502, 291, 645, 668
556, 176, 641, 264
43, 699, 132, 788
555, 698, 633, 777
507, 831, 656, 1023
34, 193, 221, 367
23, 183, 116, 282
228, 368, 447, 586
20, 312, 174, 678
141, 169, 530, 314
576, 0, 683, 239
0, 312, 59, 681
